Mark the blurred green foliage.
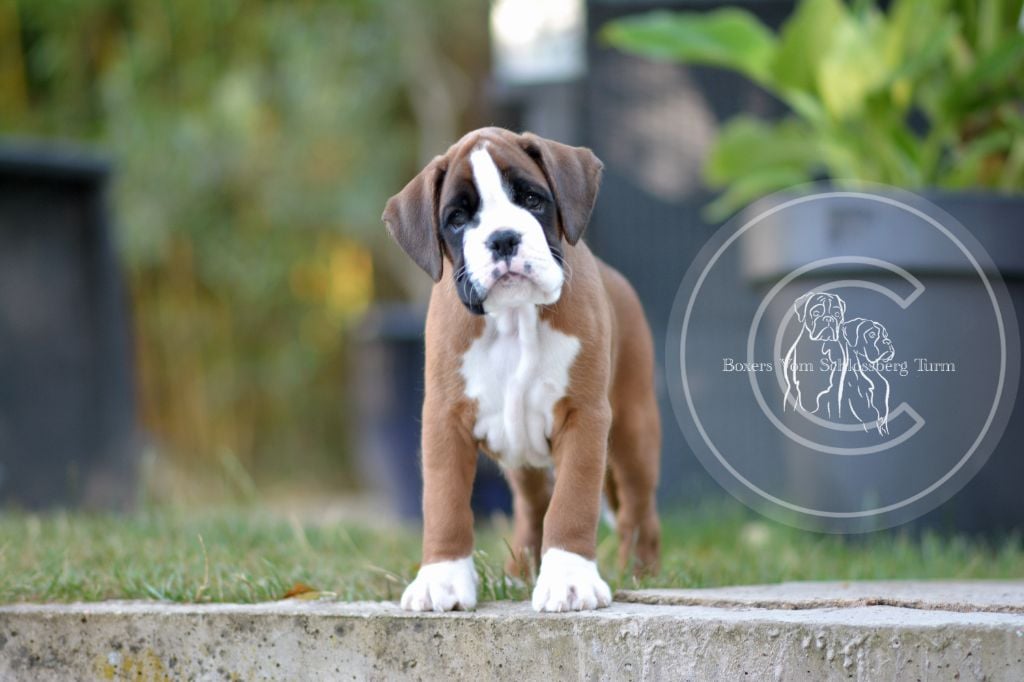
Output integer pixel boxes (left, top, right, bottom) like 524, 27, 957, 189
603, 0, 1024, 220
0, 0, 486, 485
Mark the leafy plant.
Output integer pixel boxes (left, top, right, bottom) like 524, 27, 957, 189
603, 0, 1024, 220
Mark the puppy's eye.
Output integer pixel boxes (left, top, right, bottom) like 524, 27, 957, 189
521, 191, 543, 211
448, 210, 468, 231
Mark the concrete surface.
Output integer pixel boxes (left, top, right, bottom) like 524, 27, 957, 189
0, 582, 1022, 680
618, 580, 1024, 614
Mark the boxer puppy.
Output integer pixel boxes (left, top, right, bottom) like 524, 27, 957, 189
840, 317, 895, 435
382, 127, 660, 613
783, 292, 847, 414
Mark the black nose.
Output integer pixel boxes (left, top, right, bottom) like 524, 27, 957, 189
487, 230, 521, 259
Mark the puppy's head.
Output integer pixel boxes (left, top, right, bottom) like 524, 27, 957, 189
382, 127, 603, 314
795, 292, 846, 341
842, 318, 895, 364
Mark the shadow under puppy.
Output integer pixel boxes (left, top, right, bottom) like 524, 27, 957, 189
382, 127, 661, 612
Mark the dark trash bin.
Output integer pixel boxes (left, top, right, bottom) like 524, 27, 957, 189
354, 303, 512, 521
0, 143, 139, 510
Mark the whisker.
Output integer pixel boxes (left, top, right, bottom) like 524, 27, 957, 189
552, 250, 574, 286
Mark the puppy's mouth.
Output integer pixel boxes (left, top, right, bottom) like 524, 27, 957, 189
470, 257, 565, 313
809, 316, 840, 341
483, 261, 539, 292
493, 271, 530, 287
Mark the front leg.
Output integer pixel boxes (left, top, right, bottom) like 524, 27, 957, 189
532, 404, 613, 612
401, 399, 479, 612
503, 466, 552, 580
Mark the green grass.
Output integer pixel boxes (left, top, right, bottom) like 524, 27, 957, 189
1, 501, 1021, 604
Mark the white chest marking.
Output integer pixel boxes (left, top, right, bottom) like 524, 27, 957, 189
460, 305, 580, 469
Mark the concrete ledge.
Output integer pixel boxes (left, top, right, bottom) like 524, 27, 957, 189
618, 580, 1024, 614
2, 583, 1024, 680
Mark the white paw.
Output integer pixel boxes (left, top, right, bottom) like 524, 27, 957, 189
531, 548, 612, 612
401, 556, 478, 612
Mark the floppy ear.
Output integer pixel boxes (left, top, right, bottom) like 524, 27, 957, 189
871, 322, 888, 345
842, 318, 865, 348
519, 132, 603, 245
794, 292, 814, 323
382, 155, 447, 282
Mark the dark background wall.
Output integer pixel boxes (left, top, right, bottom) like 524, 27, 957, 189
582, 0, 798, 507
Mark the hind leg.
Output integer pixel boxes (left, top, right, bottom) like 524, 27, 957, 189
607, 405, 661, 576
503, 466, 551, 580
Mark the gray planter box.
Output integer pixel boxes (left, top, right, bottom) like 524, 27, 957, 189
741, 191, 1024, 533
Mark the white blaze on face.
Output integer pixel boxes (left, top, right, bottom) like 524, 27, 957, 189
464, 145, 563, 312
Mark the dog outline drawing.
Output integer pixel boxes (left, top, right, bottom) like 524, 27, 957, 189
783, 292, 847, 414
782, 291, 896, 437
839, 317, 895, 435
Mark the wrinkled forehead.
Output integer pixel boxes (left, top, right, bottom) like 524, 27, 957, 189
439, 133, 547, 206
811, 294, 840, 307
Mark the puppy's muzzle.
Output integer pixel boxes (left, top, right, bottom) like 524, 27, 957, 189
810, 315, 840, 341
487, 230, 521, 262
878, 339, 895, 362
